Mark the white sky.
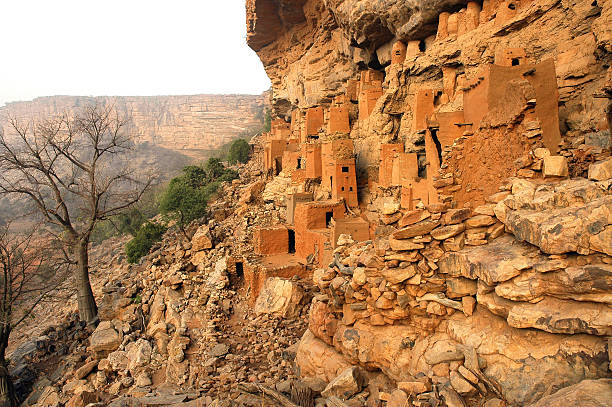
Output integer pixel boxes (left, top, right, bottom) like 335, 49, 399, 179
0, 0, 271, 106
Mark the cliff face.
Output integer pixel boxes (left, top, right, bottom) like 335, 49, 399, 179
1, 94, 266, 154
245, 0, 612, 405
248, 0, 610, 131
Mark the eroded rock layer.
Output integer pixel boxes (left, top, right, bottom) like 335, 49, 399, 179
0, 94, 265, 154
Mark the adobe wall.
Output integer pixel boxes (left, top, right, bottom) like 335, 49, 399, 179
286, 192, 314, 225
331, 159, 358, 207
254, 226, 289, 255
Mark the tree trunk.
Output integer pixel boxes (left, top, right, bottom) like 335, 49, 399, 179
75, 240, 97, 323
0, 361, 16, 407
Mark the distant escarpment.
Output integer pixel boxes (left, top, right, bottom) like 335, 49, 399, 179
1, 94, 266, 154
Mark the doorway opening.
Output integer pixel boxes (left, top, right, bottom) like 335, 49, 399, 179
288, 230, 296, 254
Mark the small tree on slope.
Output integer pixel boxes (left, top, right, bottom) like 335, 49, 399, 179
0, 104, 153, 323
0, 224, 68, 407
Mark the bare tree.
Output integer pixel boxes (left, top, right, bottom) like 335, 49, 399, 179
0, 104, 153, 323
0, 223, 68, 407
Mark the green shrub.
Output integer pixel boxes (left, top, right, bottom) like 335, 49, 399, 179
125, 222, 167, 264
157, 160, 239, 233
159, 177, 209, 229
227, 139, 250, 164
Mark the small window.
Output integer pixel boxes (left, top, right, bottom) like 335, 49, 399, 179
341, 166, 349, 173
349, 187, 353, 191
418, 40, 426, 52
508, 2, 516, 9
341, 187, 345, 191
511, 58, 520, 66
326, 211, 333, 226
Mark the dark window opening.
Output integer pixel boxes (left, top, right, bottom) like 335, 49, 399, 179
508, 2, 516, 9
433, 91, 443, 107
418, 40, 426, 52
330, 176, 333, 189
341, 166, 349, 172
326, 211, 333, 227
235, 262, 244, 278
274, 158, 282, 176
395, 50, 402, 56
511, 58, 520, 66
341, 186, 345, 191
430, 128, 443, 165
417, 153, 428, 178
349, 187, 353, 191
297, 158, 301, 169
288, 230, 296, 253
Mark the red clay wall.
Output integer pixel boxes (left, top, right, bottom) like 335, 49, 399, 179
329, 106, 350, 134
379, 144, 404, 187
332, 159, 358, 207
306, 107, 324, 136
254, 226, 289, 255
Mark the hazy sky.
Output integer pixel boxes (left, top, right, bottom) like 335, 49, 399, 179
0, 0, 271, 106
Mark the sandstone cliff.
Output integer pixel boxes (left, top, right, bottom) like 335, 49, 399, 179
1, 94, 266, 155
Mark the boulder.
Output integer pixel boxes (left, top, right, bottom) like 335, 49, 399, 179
254, 277, 305, 318
309, 300, 338, 345
442, 209, 471, 225
526, 379, 612, 407
389, 238, 424, 251
295, 330, 352, 382
239, 180, 265, 204
90, 321, 122, 358
386, 389, 410, 407
543, 156, 569, 177
392, 220, 440, 239
108, 350, 129, 371
74, 360, 97, 379
450, 371, 477, 395
320, 367, 363, 399
399, 210, 431, 227
382, 264, 417, 284
448, 309, 609, 405
588, 158, 612, 181
66, 391, 99, 407
431, 224, 466, 240
191, 225, 213, 251
125, 339, 152, 371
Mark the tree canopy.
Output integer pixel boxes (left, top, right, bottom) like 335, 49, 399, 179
227, 138, 250, 164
